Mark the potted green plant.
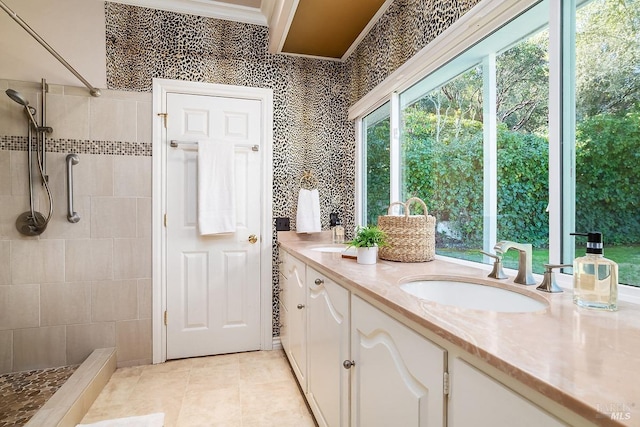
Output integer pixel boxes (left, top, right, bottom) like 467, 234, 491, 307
348, 225, 388, 265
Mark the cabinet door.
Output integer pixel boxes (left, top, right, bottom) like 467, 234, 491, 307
351, 296, 446, 427
278, 250, 290, 354
278, 298, 289, 355
286, 255, 307, 390
449, 358, 565, 427
307, 268, 350, 427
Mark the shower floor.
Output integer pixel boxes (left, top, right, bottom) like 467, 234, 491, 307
0, 365, 78, 426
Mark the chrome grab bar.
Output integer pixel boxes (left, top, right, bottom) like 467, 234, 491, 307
66, 154, 80, 223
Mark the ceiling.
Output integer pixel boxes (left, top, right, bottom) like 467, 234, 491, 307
109, 0, 393, 61
278, 0, 389, 59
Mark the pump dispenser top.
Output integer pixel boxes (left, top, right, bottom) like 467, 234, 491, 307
570, 232, 603, 254
570, 231, 618, 311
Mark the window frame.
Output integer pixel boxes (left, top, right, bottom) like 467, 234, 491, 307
351, 0, 640, 299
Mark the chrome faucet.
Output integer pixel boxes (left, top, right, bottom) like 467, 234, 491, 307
493, 241, 536, 285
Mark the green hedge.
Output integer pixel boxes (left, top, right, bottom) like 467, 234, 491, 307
575, 111, 640, 244
401, 110, 548, 248
496, 129, 549, 247
367, 109, 639, 248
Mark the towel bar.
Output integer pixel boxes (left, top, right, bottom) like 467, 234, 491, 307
170, 140, 259, 152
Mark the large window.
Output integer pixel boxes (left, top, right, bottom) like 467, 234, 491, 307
573, 0, 640, 286
362, 102, 391, 226
496, 30, 550, 273
357, 0, 640, 287
400, 67, 484, 262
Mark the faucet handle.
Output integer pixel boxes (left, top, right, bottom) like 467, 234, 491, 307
480, 250, 500, 260
480, 250, 508, 280
536, 264, 572, 293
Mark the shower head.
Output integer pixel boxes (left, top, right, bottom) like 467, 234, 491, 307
6, 89, 29, 106
6, 89, 39, 129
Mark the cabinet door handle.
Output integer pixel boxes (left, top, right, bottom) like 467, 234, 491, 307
343, 360, 355, 369
297, 304, 305, 309
314, 278, 324, 286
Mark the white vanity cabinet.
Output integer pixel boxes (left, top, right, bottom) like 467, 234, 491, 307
278, 247, 570, 427
306, 268, 350, 427
280, 249, 308, 390
350, 295, 447, 427
278, 250, 289, 355
448, 358, 564, 427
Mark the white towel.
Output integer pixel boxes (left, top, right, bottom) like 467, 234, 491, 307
296, 188, 321, 233
198, 139, 236, 235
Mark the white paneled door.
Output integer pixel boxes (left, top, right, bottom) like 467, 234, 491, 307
165, 93, 262, 359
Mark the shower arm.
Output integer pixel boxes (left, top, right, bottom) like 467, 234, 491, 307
0, 0, 101, 97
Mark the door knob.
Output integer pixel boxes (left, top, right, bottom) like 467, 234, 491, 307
248, 234, 258, 244
297, 304, 305, 309
314, 278, 324, 286
343, 360, 356, 369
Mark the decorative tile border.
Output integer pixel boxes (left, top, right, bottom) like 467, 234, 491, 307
0, 135, 152, 156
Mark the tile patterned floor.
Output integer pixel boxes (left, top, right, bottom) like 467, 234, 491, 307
81, 349, 316, 427
0, 365, 78, 427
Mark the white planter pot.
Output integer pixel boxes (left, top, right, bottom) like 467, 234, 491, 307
357, 246, 378, 265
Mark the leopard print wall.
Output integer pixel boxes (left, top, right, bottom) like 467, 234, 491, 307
104, 3, 355, 337
104, 0, 480, 338
105, 3, 355, 227
345, 0, 482, 105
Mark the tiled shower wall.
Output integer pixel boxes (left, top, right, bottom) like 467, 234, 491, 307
0, 79, 152, 373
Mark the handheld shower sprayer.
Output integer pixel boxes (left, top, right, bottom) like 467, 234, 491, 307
5, 85, 54, 236
5, 89, 39, 130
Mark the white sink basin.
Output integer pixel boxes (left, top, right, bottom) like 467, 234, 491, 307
400, 280, 547, 313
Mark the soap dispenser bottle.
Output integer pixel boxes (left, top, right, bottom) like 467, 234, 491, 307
329, 213, 338, 242
570, 232, 618, 311
332, 217, 344, 244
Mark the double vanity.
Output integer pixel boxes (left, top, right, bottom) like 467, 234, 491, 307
277, 232, 639, 427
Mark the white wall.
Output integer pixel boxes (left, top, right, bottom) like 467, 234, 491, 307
0, 0, 107, 90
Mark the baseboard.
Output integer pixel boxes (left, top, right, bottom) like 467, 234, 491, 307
272, 337, 282, 350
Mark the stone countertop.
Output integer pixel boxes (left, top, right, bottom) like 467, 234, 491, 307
278, 234, 640, 427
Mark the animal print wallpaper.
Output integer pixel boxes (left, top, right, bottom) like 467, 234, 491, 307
104, 0, 480, 337
345, 0, 482, 104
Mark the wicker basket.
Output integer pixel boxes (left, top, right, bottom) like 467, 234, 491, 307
377, 197, 436, 262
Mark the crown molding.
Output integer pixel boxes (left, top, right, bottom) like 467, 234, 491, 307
267, 0, 297, 54
106, 0, 269, 26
